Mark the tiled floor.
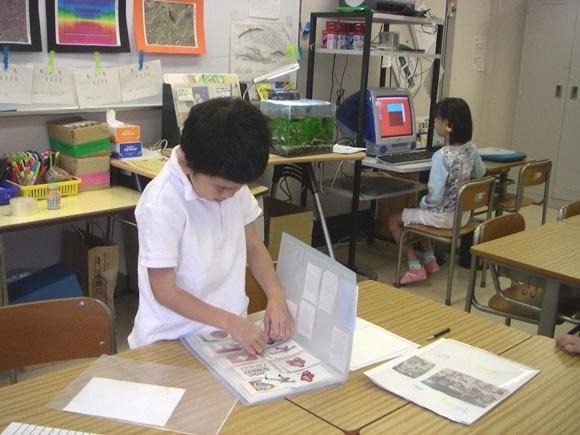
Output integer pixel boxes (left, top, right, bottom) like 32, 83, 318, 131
1, 205, 571, 387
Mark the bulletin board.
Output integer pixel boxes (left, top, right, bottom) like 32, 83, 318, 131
0, 0, 301, 115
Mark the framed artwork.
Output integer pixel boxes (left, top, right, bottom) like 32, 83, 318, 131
0, 0, 42, 51
134, 0, 206, 55
46, 0, 130, 53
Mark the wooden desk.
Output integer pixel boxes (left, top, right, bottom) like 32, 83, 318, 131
361, 335, 580, 434
0, 187, 140, 306
470, 221, 580, 336
482, 159, 528, 176
286, 280, 530, 432
0, 341, 340, 434
562, 214, 580, 226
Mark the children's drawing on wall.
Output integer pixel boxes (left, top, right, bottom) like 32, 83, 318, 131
46, 0, 130, 52
230, 20, 294, 82
134, 0, 206, 55
0, 0, 42, 51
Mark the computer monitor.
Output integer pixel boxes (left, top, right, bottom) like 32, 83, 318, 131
336, 87, 418, 156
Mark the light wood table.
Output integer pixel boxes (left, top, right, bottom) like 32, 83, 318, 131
286, 280, 530, 433
0, 187, 141, 306
361, 335, 580, 434
470, 221, 580, 337
0, 340, 341, 434
562, 214, 580, 226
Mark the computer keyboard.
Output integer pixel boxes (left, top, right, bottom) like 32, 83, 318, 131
377, 149, 435, 165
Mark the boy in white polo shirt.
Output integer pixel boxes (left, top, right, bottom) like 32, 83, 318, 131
128, 98, 294, 355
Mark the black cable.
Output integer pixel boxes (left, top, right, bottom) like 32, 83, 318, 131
329, 54, 337, 102
335, 55, 349, 106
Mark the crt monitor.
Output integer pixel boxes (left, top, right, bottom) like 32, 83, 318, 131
336, 87, 417, 156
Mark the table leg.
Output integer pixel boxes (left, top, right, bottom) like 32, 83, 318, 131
348, 160, 362, 269
537, 278, 561, 337
495, 171, 508, 217
302, 163, 335, 260
0, 236, 7, 306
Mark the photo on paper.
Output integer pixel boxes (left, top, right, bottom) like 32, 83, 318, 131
226, 351, 259, 365
264, 339, 301, 360
208, 339, 242, 355
421, 368, 509, 408
274, 351, 320, 373
247, 378, 285, 393
393, 356, 435, 379
234, 362, 274, 380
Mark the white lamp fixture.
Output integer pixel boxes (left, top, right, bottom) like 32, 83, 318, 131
252, 62, 300, 84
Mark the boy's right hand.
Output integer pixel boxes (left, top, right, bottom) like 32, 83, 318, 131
227, 317, 268, 355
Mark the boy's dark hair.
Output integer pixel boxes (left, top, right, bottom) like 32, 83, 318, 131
434, 97, 472, 144
180, 98, 271, 183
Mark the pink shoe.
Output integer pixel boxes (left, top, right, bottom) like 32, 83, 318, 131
398, 266, 427, 285
423, 258, 440, 274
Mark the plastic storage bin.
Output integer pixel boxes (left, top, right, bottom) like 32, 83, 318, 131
260, 99, 335, 156
0, 181, 19, 205
8, 177, 81, 200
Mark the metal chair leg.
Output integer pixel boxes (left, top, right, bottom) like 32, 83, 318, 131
395, 230, 407, 288
465, 254, 479, 312
480, 261, 487, 287
445, 240, 456, 306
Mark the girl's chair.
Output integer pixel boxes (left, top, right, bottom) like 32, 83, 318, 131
465, 214, 580, 335
0, 297, 116, 384
394, 176, 496, 305
494, 159, 552, 224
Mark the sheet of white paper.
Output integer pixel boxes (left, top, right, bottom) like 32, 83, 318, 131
329, 327, 350, 369
0, 64, 33, 104
303, 262, 322, 305
297, 300, 316, 340
63, 377, 185, 427
318, 271, 339, 313
74, 67, 122, 108
32, 65, 76, 105
350, 318, 418, 371
249, 0, 280, 19
119, 60, 163, 101
365, 339, 539, 425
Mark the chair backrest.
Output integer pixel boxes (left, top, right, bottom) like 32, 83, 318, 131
557, 200, 580, 221
245, 267, 268, 314
452, 177, 496, 236
520, 160, 551, 187
473, 213, 526, 244
0, 297, 116, 373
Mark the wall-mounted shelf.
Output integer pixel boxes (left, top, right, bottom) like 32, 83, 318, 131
0, 103, 161, 118
327, 11, 443, 26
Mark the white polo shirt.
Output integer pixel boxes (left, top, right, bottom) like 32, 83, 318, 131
128, 146, 261, 348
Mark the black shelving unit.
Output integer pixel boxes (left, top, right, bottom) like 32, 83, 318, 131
306, 10, 444, 270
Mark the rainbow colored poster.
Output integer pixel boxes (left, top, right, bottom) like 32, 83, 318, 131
46, 0, 130, 52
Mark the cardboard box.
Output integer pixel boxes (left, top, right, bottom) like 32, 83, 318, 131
47, 117, 108, 145
109, 124, 141, 143
58, 154, 110, 175
78, 171, 110, 192
263, 197, 313, 261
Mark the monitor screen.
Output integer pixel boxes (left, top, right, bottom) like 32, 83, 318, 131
376, 96, 413, 138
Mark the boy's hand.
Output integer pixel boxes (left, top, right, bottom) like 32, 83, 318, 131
228, 317, 268, 355
264, 297, 294, 342
556, 334, 580, 355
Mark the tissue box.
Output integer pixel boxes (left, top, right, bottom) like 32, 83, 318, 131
111, 141, 142, 159
109, 124, 140, 143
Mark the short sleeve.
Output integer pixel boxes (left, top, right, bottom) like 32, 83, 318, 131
136, 193, 185, 268
420, 151, 448, 209
240, 185, 262, 225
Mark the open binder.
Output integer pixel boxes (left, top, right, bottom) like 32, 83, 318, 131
181, 234, 358, 405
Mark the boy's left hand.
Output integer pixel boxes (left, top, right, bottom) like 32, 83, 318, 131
264, 297, 294, 341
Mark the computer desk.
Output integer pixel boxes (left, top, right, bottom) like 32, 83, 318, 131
0, 186, 141, 306
111, 152, 367, 269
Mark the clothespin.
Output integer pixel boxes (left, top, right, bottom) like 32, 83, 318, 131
2, 47, 8, 71
285, 44, 301, 62
94, 51, 102, 73
47, 50, 55, 74
138, 50, 145, 70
